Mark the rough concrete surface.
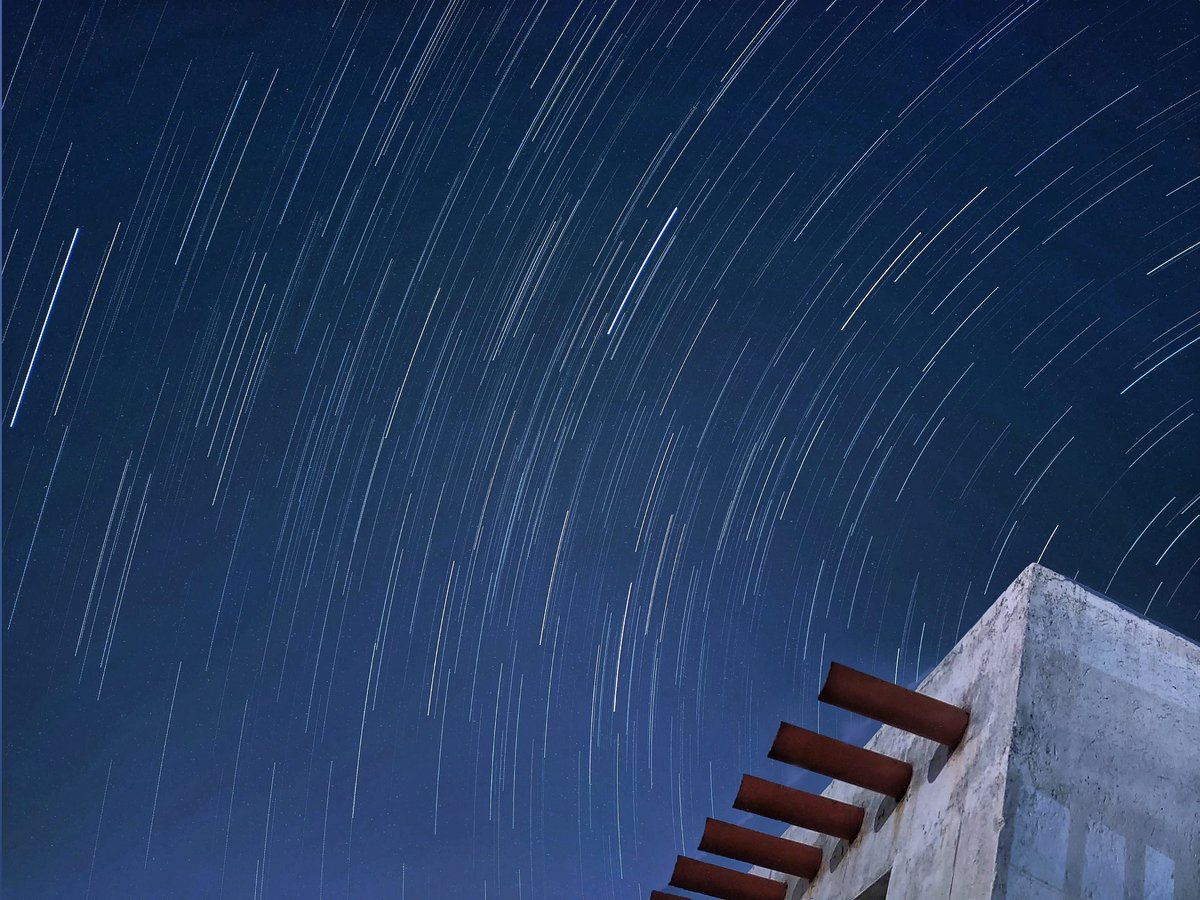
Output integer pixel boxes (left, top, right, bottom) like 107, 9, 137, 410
996, 567, 1200, 900
747, 564, 1200, 900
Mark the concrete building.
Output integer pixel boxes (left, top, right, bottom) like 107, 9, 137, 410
658, 564, 1200, 900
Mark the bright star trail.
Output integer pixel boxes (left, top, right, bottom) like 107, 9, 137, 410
3, 2, 1198, 898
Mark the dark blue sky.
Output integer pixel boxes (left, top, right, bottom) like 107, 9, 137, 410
4, 1, 1198, 897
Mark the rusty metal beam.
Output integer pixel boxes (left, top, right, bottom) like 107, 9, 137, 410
732, 774, 864, 841
768, 721, 912, 800
698, 817, 821, 880
670, 856, 787, 900
819, 661, 969, 748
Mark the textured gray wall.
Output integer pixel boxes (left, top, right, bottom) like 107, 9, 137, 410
752, 564, 1199, 899
996, 568, 1200, 899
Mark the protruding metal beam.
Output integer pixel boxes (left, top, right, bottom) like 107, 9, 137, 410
733, 774, 864, 841
698, 817, 821, 880
670, 856, 787, 900
819, 661, 970, 748
769, 722, 912, 800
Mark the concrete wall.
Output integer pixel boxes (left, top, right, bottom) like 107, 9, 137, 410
996, 568, 1200, 900
750, 564, 1200, 900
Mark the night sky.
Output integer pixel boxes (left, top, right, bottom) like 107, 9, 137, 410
3, 1, 1198, 897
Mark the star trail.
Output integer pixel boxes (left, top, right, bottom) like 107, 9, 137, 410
3, 2, 1198, 898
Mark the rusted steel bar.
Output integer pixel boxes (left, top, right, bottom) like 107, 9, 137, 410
819, 661, 970, 748
670, 856, 787, 900
733, 774, 864, 841
768, 721, 912, 800
699, 817, 821, 880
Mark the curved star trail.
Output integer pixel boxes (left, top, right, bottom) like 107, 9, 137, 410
4, 2, 1198, 897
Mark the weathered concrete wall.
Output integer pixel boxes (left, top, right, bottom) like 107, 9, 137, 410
996, 568, 1200, 900
750, 564, 1200, 900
